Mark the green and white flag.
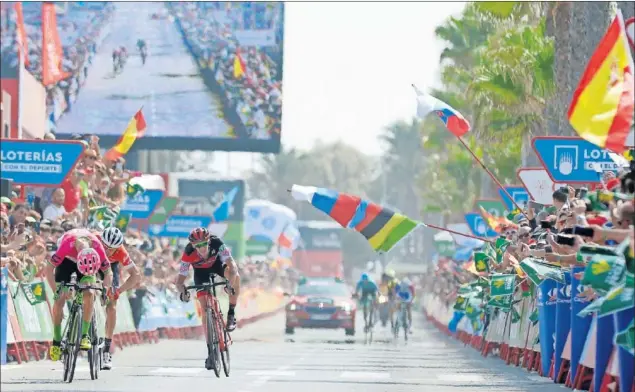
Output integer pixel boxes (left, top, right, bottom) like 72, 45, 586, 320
494, 237, 511, 264
581, 253, 627, 295
88, 206, 118, 229
578, 273, 634, 318
488, 294, 513, 310
615, 318, 635, 355
490, 274, 516, 297
474, 251, 491, 273
519, 257, 565, 285
434, 231, 456, 257
21, 282, 46, 305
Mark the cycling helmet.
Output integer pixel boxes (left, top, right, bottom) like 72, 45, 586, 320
361, 272, 369, 281
77, 248, 101, 276
101, 227, 124, 248
401, 277, 412, 286
188, 227, 210, 243
385, 269, 396, 278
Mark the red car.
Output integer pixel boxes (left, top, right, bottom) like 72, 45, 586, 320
285, 278, 356, 336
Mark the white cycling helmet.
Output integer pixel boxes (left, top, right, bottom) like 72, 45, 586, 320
101, 227, 124, 248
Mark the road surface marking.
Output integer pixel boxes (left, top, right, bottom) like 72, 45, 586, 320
436, 374, 485, 382
246, 370, 296, 377
149, 367, 203, 374
340, 371, 390, 379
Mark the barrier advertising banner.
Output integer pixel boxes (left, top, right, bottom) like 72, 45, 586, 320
537, 279, 557, 376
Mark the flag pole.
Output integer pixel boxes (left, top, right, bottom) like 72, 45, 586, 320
455, 136, 528, 217
421, 222, 493, 244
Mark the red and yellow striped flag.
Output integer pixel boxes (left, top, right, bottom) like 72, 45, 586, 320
568, 11, 635, 154
233, 51, 246, 79
104, 109, 146, 161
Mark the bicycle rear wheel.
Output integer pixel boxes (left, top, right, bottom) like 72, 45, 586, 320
221, 321, 230, 377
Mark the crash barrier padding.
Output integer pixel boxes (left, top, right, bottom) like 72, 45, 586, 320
0, 276, 287, 364
422, 292, 635, 392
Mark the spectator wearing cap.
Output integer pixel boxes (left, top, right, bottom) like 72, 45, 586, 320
43, 188, 68, 221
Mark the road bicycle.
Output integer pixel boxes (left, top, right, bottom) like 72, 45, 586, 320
185, 275, 233, 377
393, 301, 409, 343
352, 294, 375, 344
56, 277, 105, 383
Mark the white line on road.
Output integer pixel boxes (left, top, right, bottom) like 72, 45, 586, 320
436, 374, 485, 382
339, 371, 391, 379
149, 367, 203, 374
246, 370, 296, 377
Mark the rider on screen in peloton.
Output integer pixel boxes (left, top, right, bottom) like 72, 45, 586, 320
99, 227, 140, 370
46, 229, 112, 361
176, 228, 241, 337
355, 273, 379, 330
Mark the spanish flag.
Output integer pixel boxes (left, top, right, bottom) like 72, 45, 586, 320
104, 109, 146, 161
568, 11, 635, 154
233, 51, 246, 79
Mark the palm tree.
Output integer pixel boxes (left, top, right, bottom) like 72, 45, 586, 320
247, 147, 309, 204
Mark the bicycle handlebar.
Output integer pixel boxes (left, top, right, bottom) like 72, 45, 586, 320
184, 281, 228, 291
57, 282, 105, 293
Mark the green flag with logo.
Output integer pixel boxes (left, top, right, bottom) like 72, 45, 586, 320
528, 307, 539, 325
615, 318, 635, 355
21, 282, 46, 305
490, 274, 516, 297
494, 237, 511, 263
474, 251, 491, 273
511, 306, 521, 323
126, 183, 144, 198
88, 206, 118, 229
519, 258, 565, 285
488, 294, 513, 310
578, 273, 634, 318
454, 295, 468, 311
581, 254, 627, 295
113, 213, 132, 232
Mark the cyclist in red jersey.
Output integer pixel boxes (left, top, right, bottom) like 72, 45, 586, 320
46, 229, 112, 361
99, 227, 140, 370
176, 228, 242, 357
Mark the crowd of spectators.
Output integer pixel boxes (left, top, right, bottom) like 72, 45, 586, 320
0, 2, 113, 130
0, 131, 298, 319
422, 163, 635, 313
168, 2, 283, 140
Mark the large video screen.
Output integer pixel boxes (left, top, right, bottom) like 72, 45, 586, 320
53, 1, 284, 153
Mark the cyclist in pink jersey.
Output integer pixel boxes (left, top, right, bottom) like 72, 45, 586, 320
46, 230, 113, 360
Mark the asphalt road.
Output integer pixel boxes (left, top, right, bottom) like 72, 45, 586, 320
56, 1, 229, 138
1, 312, 566, 392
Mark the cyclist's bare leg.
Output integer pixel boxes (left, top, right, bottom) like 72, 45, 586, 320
105, 299, 117, 347
223, 263, 241, 330
82, 290, 95, 325
407, 303, 413, 329
197, 294, 210, 344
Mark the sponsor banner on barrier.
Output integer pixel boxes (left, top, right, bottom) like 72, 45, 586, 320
8, 280, 53, 342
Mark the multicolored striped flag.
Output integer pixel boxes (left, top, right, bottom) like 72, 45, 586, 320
567, 10, 634, 154
104, 109, 147, 161
290, 185, 418, 253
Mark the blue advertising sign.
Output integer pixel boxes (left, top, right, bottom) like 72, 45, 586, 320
120, 189, 164, 221
554, 271, 571, 381
148, 215, 212, 238
0, 140, 85, 186
464, 213, 497, 238
570, 266, 593, 383
537, 279, 557, 376
0, 267, 8, 365
498, 186, 529, 211
615, 309, 635, 392
532, 136, 619, 183
594, 314, 615, 390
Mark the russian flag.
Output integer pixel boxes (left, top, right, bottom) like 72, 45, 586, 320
413, 85, 471, 137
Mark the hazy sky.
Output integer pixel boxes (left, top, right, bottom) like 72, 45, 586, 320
218, 2, 467, 176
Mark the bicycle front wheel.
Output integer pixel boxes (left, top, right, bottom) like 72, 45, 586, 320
206, 308, 222, 377
88, 315, 99, 380
64, 307, 83, 383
